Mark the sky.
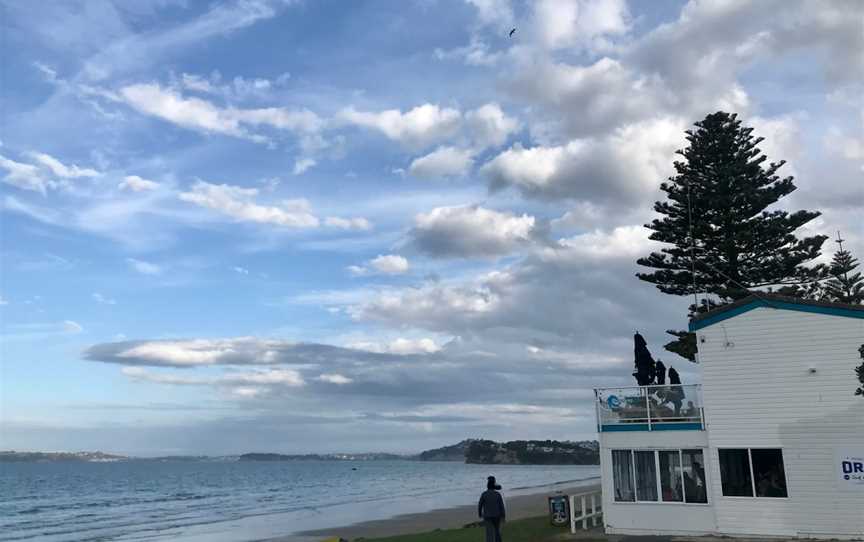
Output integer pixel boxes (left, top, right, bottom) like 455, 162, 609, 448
0, 0, 862, 456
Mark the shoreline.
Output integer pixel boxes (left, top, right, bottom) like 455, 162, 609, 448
279, 481, 600, 542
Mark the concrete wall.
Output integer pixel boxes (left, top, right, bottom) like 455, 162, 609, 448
698, 306, 864, 539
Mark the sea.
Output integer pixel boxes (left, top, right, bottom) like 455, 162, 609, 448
0, 460, 600, 542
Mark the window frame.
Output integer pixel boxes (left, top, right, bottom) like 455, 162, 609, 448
718, 447, 789, 500
610, 448, 711, 506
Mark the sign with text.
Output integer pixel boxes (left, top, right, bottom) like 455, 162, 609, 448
836, 448, 864, 490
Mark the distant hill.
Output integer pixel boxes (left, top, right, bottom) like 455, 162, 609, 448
417, 439, 475, 462
0, 451, 128, 462
465, 440, 599, 465
238, 452, 407, 461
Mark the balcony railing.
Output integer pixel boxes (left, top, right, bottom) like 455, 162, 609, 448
595, 384, 704, 432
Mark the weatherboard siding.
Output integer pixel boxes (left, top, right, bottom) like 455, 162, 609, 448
698, 306, 864, 538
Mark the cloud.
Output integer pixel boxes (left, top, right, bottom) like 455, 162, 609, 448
83, 338, 397, 368
338, 104, 461, 150
0, 295, 7, 306
318, 373, 353, 385
28, 152, 99, 178
466, 0, 514, 30
465, 103, 520, 148
118, 175, 160, 192
232, 266, 250, 275
530, 0, 631, 51
92, 292, 117, 305
292, 157, 316, 175
347, 337, 442, 355
62, 320, 83, 333
122, 366, 306, 389
349, 254, 410, 276
115, 83, 322, 143
480, 117, 684, 203
179, 180, 319, 228
409, 147, 474, 179
410, 205, 537, 258
126, 258, 162, 276
324, 216, 373, 231
0, 154, 48, 194
180, 71, 292, 100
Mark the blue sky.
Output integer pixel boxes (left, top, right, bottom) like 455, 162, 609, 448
1, 0, 862, 455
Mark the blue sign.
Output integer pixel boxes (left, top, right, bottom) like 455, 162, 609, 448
607, 395, 621, 410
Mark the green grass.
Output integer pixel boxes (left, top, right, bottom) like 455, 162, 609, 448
358, 516, 572, 542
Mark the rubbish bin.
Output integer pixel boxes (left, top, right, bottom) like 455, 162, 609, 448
548, 494, 569, 526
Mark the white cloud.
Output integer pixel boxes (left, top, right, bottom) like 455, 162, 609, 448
118, 175, 160, 192
28, 152, 99, 178
347, 337, 441, 355
317, 373, 353, 385
232, 266, 250, 275
126, 258, 162, 276
324, 216, 373, 231
465, 103, 520, 148
0, 154, 48, 194
0, 295, 7, 306
338, 104, 461, 149
62, 320, 83, 334
411, 205, 537, 258
531, 0, 630, 51
92, 292, 117, 305
116, 83, 322, 143
480, 117, 685, 203
179, 181, 319, 228
409, 147, 474, 178
122, 367, 305, 388
292, 157, 316, 175
349, 254, 410, 276
466, 0, 514, 30
180, 71, 292, 100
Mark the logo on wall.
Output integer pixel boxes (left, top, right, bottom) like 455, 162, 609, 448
836, 449, 864, 490
607, 395, 621, 411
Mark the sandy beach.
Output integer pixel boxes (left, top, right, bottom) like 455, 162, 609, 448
282, 483, 600, 542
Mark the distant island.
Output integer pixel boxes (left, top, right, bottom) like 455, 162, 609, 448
0, 439, 599, 465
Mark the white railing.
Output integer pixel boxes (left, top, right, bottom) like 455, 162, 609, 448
569, 489, 602, 532
595, 384, 704, 430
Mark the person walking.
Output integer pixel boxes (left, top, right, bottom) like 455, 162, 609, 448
478, 476, 505, 542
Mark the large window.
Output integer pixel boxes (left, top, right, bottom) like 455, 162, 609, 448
719, 448, 787, 498
612, 449, 708, 504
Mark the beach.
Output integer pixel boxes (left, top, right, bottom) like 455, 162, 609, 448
286, 483, 600, 542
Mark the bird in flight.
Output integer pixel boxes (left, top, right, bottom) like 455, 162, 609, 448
509, 28, 516, 37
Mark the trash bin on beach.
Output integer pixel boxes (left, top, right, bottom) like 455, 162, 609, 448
548, 494, 569, 526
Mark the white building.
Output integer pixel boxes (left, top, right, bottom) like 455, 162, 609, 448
595, 295, 864, 539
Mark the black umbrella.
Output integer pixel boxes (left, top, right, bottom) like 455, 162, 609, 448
632, 332, 656, 386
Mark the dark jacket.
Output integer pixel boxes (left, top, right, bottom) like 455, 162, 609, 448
478, 489, 506, 519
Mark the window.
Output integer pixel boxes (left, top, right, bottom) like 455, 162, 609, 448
719, 448, 787, 498
681, 449, 708, 503
751, 449, 788, 498
659, 451, 683, 502
612, 448, 708, 504
612, 450, 635, 502
634, 451, 658, 501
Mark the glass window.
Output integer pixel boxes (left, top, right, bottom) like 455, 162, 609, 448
612, 450, 635, 502
634, 451, 658, 501
719, 449, 753, 496
659, 450, 683, 502
681, 449, 708, 503
751, 449, 788, 498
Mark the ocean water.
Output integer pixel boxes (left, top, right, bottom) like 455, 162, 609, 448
0, 460, 600, 542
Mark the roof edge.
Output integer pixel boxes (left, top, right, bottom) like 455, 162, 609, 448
689, 294, 864, 331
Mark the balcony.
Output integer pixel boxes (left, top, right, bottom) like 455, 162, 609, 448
595, 384, 704, 432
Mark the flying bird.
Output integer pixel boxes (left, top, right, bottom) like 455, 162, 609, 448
509, 28, 516, 37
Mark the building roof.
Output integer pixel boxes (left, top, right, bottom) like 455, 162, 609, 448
689, 294, 864, 331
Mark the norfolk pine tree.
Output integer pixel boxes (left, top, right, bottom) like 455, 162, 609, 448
637, 112, 827, 361
824, 236, 864, 304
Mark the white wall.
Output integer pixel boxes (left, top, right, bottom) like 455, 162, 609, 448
600, 431, 716, 535
697, 306, 864, 538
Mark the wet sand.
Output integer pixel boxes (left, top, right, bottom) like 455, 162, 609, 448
279, 483, 600, 541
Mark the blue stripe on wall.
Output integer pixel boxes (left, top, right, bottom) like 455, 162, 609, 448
689, 299, 864, 331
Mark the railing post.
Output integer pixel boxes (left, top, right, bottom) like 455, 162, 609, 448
581, 495, 587, 529
569, 495, 576, 534
645, 387, 652, 431
590, 493, 597, 527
